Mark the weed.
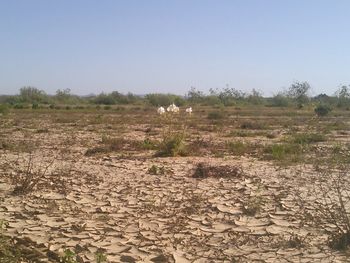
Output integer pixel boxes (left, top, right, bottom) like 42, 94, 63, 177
295, 163, 350, 250
95, 250, 107, 263
148, 165, 166, 175
4, 154, 71, 195
263, 143, 303, 163
242, 196, 264, 216
140, 138, 158, 150
226, 141, 255, 156
60, 249, 77, 263
192, 162, 243, 179
290, 133, 326, 145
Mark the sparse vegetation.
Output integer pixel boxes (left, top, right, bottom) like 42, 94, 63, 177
1, 92, 350, 261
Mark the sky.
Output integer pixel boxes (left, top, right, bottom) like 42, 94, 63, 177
1, 0, 350, 96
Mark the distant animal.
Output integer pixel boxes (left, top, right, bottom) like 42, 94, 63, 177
157, 106, 165, 115
167, 103, 179, 113
185, 107, 192, 114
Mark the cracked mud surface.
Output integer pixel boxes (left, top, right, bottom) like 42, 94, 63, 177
1, 108, 350, 262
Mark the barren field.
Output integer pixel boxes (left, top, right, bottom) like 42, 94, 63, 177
1, 106, 350, 262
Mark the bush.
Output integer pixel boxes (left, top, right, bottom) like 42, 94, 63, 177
314, 104, 332, 117
155, 132, 187, 157
13, 103, 24, 109
207, 111, 225, 120
269, 94, 290, 107
32, 102, 39, 109
0, 104, 9, 115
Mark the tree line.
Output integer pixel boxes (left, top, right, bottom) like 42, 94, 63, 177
1, 82, 350, 110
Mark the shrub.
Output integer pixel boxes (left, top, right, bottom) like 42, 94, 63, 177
0, 104, 9, 115
155, 132, 187, 157
269, 94, 290, 107
103, 105, 111, 110
207, 111, 225, 120
32, 102, 39, 109
314, 104, 332, 117
13, 103, 24, 109
295, 163, 350, 251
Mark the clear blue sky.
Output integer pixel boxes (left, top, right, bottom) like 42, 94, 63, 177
1, 0, 350, 96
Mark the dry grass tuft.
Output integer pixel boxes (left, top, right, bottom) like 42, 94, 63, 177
192, 162, 244, 179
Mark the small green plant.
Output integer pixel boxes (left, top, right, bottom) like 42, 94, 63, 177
140, 138, 158, 150
60, 249, 77, 263
95, 250, 107, 263
147, 165, 167, 175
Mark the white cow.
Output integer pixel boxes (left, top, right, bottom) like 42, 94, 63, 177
185, 107, 192, 114
157, 106, 165, 115
167, 103, 179, 113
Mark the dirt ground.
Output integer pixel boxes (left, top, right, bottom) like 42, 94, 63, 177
1, 106, 350, 262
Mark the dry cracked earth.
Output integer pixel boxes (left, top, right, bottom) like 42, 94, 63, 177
0, 108, 350, 262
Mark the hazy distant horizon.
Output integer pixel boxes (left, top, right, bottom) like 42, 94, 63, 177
1, 0, 350, 96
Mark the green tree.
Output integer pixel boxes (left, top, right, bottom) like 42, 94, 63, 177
288, 81, 311, 108
19, 86, 47, 103
335, 85, 350, 108
187, 87, 204, 103
247, 89, 264, 105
